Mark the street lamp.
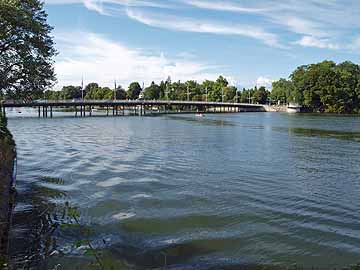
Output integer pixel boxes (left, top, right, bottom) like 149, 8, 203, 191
114, 80, 117, 101
81, 77, 84, 100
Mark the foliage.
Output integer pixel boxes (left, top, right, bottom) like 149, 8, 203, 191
127, 82, 142, 100
144, 81, 161, 100
19, 76, 276, 105
272, 60, 360, 113
0, 110, 14, 144
0, 0, 56, 101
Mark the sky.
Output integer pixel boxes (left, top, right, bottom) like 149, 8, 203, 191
44, 0, 360, 90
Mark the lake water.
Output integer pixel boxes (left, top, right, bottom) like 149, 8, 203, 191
6, 110, 360, 269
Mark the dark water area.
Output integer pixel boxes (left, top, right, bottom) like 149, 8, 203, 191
5, 110, 360, 270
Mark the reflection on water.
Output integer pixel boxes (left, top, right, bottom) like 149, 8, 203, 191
5, 111, 360, 270
167, 115, 236, 126
274, 127, 360, 142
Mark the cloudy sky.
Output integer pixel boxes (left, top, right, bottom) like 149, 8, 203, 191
44, 0, 360, 89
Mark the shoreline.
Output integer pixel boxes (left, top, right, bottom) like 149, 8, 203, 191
0, 113, 16, 269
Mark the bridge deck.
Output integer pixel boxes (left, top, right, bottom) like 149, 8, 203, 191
1, 100, 263, 108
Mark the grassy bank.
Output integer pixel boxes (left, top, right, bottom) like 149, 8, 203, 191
0, 112, 16, 269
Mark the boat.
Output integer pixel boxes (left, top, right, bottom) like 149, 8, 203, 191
287, 103, 301, 113
196, 113, 205, 117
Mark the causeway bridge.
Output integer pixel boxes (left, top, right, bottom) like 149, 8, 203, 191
1, 100, 265, 118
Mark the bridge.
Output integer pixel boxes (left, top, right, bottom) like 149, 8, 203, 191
0, 100, 266, 118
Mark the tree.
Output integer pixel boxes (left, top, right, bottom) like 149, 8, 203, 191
62, 86, 82, 99
0, 0, 56, 100
253, 86, 269, 104
224, 86, 237, 102
115, 86, 126, 100
271, 79, 294, 104
84, 82, 99, 98
144, 82, 160, 100
127, 82, 142, 100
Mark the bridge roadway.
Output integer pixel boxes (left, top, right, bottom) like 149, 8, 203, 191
1, 100, 265, 117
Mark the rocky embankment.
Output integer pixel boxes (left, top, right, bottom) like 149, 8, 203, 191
0, 113, 16, 268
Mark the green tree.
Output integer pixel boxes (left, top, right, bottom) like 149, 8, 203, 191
127, 82, 142, 100
0, 0, 56, 100
271, 79, 294, 104
115, 86, 126, 100
84, 83, 99, 98
253, 86, 269, 104
62, 86, 82, 100
144, 82, 160, 100
224, 86, 237, 102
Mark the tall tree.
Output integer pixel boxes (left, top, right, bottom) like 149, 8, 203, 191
144, 82, 161, 100
127, 82, 142, 100
115, 85, 126, 100
0, 0, 56, 100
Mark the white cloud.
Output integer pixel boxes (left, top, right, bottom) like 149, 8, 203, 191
126, 8, 283, 48
256, 76, 274, 89
280, 17, 328, 38
54, 32, 229, 89
183, 0, 360, 50
83, 0, 105, 14
294, 36, 340, 49
45, 0, 172, 9
182, 0, 266, 13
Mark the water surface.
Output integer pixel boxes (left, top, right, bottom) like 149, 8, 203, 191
6, 110, 360, 269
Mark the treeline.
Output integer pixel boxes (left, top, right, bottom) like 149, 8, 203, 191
40, 76, 271, 104
271, 60, 360, 113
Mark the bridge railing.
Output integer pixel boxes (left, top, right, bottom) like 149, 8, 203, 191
2, 99, 264, 107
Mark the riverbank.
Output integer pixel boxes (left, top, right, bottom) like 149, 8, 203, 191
0, 113, 16, 269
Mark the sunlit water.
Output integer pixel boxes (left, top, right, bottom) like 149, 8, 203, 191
5, 108, 360, 269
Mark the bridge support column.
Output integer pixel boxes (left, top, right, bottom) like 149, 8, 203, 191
50, 106, 53, 118
75, 106, 77, 117
38, 106, 40, 118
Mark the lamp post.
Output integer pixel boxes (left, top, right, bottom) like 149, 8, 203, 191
165, 83, 170, 101
187, 85, 190, 101
81, 77, 84, 100
114, 80, 117, 101
205, 86, 208, 102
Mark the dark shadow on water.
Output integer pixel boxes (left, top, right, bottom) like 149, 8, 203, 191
166, 115, 236, 126
274, 127, 360, 142
9, 176, 68, 269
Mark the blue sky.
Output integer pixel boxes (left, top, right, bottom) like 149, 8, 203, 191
44, 0, 360, 90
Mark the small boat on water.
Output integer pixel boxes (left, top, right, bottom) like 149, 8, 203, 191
196, 113, 205, 117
